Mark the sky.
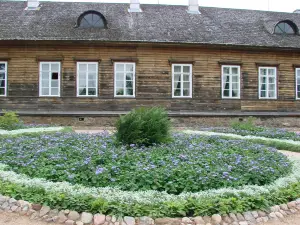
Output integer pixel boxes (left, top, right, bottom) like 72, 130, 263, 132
13, 0, 300, 13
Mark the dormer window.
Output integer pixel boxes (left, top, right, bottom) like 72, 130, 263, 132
76, 11, 107, 29
274, 20, 298, 34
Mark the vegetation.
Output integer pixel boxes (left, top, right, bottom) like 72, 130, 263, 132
0, 111, 24, 131
0, 132, 291, 194
115, 107, 171, 146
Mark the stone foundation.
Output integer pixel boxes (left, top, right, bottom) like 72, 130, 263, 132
1, 195, 300, 225
20, 115, 300, 128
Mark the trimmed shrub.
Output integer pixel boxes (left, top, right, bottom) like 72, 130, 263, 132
115, 107, 171, 146
0, 111, 24, 130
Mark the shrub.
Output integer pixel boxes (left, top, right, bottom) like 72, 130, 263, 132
115, 107, 171, 146
230, 117, 263, 132
0, 111, 24, 130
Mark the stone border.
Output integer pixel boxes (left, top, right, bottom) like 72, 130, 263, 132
0, 195, 300, 225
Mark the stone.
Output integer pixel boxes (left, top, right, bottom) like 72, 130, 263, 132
8, 198, 17, 205
203, 216, 211, 223
42, 215, 49, 220
17, 200, 24, 207
32, 203, 42, 211
124, 216, 135, 225
211, 214, 222, 224
257, 211, 266, 217
221, 215, 232, 224
250, 211, 258, 219
194, 216, 205, 224
243, 212, 255, 222
93, 214, 106, 225
279, 210, 287, 216
236, 213, 244, 221
52, 216, 59, 223
68, 211, 80, 221
106, 216, 112, 222
26, 209, 36, 216
296, 199, 300, 204
46, 217, 54, 223
231, 223, 239, 225
229, 213, 238, 222
58, 211, 68, 223
239, 222, 248, 225
11, 205, 18, 212
0, 196, 6, 203
220, 222, 228, 225
40, 205, 51, 217
261, 217, 269, 222
76, 222, 84, 225
182, 217, 193, 223
65, 220, 75, 225
275, 212, 284, 219
268, 212, 278, 220
155, 218, 181, 225
256, 218, 263, 223
111, 216, 117, 223
81, 212, 93, 224
279, 204, 288, 211
291, 209, 298, 213
64, 209, 70, 215
138, 216, 154, 225
287, 201, 297, 209
270, 206, 280, 212
30, 212, 39, 220
49, 209, 59, 217
0, 202, 8, 210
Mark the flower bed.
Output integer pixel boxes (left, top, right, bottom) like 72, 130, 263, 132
0, 132, 291, 194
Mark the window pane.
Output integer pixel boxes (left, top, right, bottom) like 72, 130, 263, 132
174, 82, 181, 89
231, 67, 238, 75
174, 66, 181, 73
268, 69, 275, 76
232, 90, 239, 97
183, 66, 190, 73
125, 88, 133, 96
41, 64, 49, 71
51, 80, 59, 88
126, 81, 133, 88
126, 73, 133, 80
41, 80, 49, 87
223, 67, 230, 74
116, 81, 124, 88
79, 79, 86, 87
78, 64, 87, 72
51, 64, 59, 72
0, 88, 4, 95
116, 88, 124, 95
268, 91, 276, 98
183, 74, 189, 81
174, 74, 181, 82
232, 83, 239, 90
183, 89, 190, 96
0, 80, 5, 88
0, 64, 6, 71
223, 90, 230, 97
78, 88, 86, 95
51, 88, 59, 96
41, 72, 49, 80
298, 92, 300, 99
269, 77, 275, 84
88, 80, 96, 88
88, 88, 96, 95
269, 84, 275, 91
260, 91, 266, 97
174, 89, 181, 96
41, 88, 49, 95
51, 72, 59, 80
126, 64, 134, 72
116, 64, 124, 72
0, 72, 5, 79
232, 76, 239, 82
116, 73, 123, 81
88, 74, 97, 80
183, 82, 190, 89
260, 84, 266, 91
260, 68, 267, 76
260, 77, 266, 83
298, 85, 300, 92
78, 72, 86, 79
88, 64, 97, 72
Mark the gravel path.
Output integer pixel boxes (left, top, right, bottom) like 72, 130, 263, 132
0, 212, 54, 225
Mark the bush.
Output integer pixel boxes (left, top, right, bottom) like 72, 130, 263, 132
0, 111, 24, 131
115, 107, 171, 146
230, 117, 263, 132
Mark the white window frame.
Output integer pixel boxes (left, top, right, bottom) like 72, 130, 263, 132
76, 62, 98, 97
258, 67, 277, 99
0, 61, 7, 97
221, 65, 241, 99
39, 62, 61, 97
114, 62, 136, 98
296, 68, 300, 100
172, 64, 192, 98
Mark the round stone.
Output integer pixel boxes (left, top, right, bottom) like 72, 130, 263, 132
81, 212, 93, 224
94, 214, 106, 225
68, 211, 80, 221
211, 214, 222, 224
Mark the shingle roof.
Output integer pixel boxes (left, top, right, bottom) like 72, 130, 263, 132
1, 1, 300, 49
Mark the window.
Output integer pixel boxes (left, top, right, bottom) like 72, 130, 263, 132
77, 62, 98, 97
39, 62, 61, 97
274, 21, 297, 34
172, 64, 192, 98
77, 11, 107, 29
114, 62, 135, 97
222, 65, 240, 99
259, 67, 277, 99
296, 68, 300, 99
0, 62, 7, 96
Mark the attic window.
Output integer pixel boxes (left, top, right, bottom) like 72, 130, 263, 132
274, 21, 298, 34
76, 11, 107, 29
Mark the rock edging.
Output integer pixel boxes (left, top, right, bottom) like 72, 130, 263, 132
0, 195, 300, 225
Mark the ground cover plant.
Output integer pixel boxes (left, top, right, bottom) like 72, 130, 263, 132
0, 132, 292, 195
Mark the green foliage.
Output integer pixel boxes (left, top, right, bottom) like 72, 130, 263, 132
230, 117, 263, 132
115, 107, 172, 146
0, 111, 24, 130
1, 179, 300, 218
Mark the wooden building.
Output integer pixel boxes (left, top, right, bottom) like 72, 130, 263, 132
1, 0, 300, 125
